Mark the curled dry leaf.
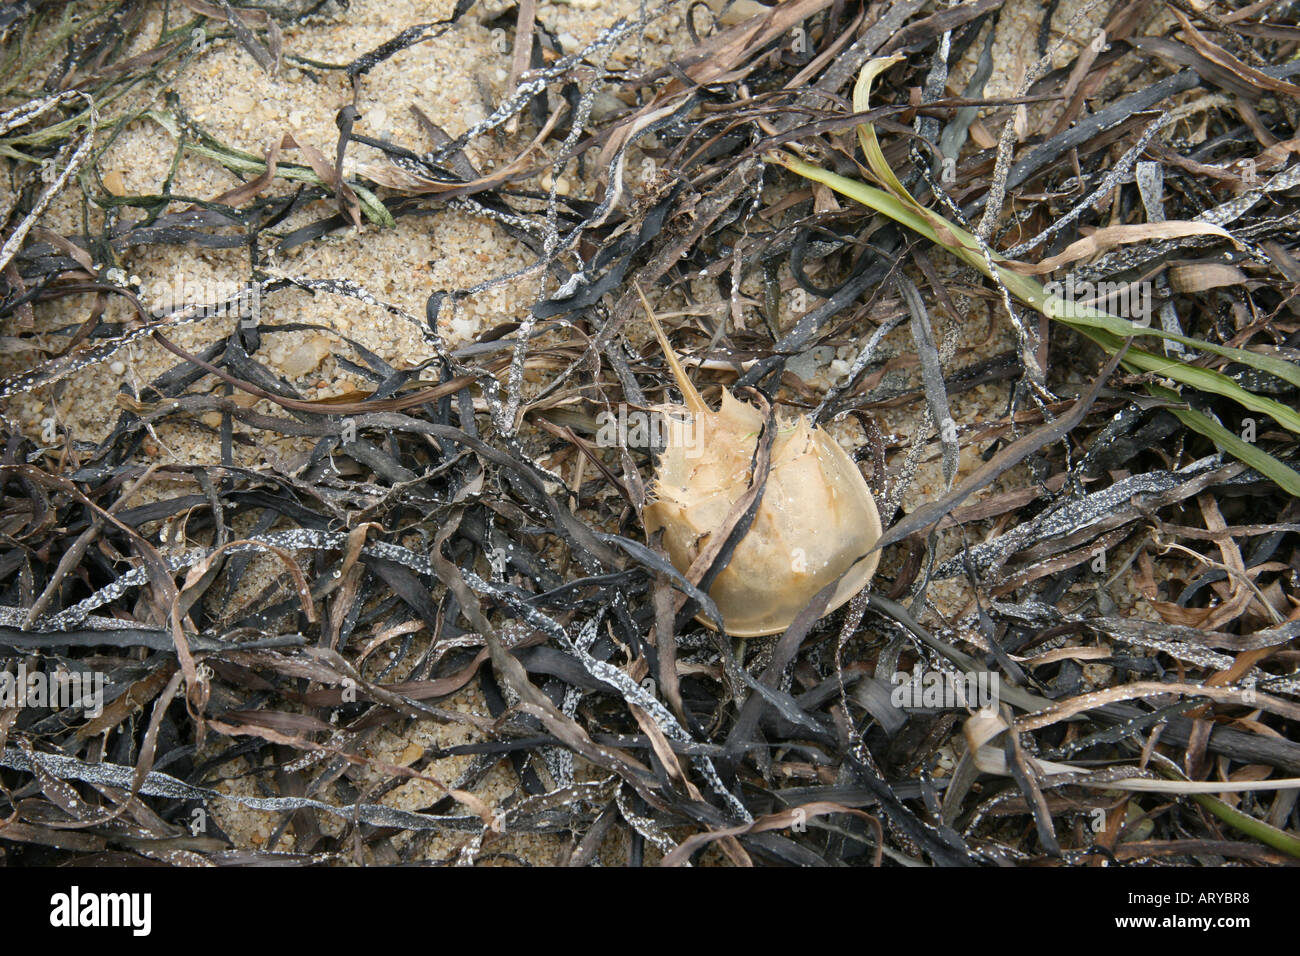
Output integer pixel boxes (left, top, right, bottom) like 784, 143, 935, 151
1168, 262, 1248, 293
1002, 220, 1241, 275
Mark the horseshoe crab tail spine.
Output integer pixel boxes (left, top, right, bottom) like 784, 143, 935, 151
634, 280, 708, 416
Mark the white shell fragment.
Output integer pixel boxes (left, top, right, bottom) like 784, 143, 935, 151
637, 287, 883, 637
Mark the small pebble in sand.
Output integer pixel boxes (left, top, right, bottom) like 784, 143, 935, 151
281, 336, 332, 378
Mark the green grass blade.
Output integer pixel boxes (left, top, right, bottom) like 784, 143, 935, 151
768, 151, 1300, 492
1145, 384, 1300, 496
1192, 791, 1300, 858
772, 152, 1300, 393
145, 110, 394, 228
768, 152, 1300, 438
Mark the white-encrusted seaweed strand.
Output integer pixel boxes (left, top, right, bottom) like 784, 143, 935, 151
462, 569, 753, 824
0, 745, 486, 832
1197, 161, 1300, 229
14, 526, 744, 820
0, 93, 97, 276
501, 29, 620, 436
615, 784, 685, 861
0, 281, 267, 402
931, 457, 1243, 579
812, 310, 905, 423
550, 613, 604, 788
278, 276, 450, 357
425, 11, 660, 168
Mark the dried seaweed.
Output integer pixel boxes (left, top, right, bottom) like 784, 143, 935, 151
0, 0, 1298, 869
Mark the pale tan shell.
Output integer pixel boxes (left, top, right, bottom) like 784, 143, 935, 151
637, 289, 882, 637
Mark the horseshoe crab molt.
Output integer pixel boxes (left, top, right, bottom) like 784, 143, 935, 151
637, 286, 883, 637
